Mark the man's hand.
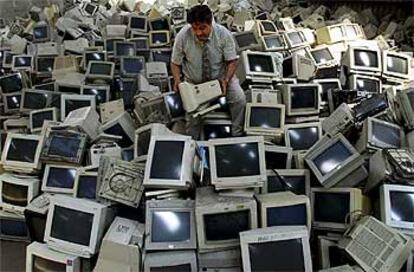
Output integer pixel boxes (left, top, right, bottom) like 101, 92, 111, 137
173, 79, 182, 93
219, 79, 229, 96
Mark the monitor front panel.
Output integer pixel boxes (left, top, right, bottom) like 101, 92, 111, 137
151, 211, 191, 242
247, 54, 274, 73
150, 141, 184, 180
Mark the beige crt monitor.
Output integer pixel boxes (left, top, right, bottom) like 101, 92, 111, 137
178, 80, 222, 113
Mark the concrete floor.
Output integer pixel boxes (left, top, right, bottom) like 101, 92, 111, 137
1, 240, 27, 272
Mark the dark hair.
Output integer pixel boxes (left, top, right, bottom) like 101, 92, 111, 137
187, 5, 213, 24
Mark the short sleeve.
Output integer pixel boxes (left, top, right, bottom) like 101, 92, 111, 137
171, 32, 185, 65
222, 31, 238, 61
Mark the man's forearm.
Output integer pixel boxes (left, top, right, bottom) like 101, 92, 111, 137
171, 62, 182, 82
224, 60, 238, 82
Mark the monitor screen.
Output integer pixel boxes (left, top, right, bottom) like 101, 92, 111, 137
0, 218, 27, 237
58, 85, 80, 94
215, 142, 260, 177
152, 50, 171, 64
371, 121, 400, 148
261, 21, 276, 32
287, 32, 303, 46
266, 204, 307, 227
83, 87, 108, 105
249, 107, 281, 128
106, 39, 124, 52
24, 92, 48, 109
248, 54, 274, 73
6, 138, 38, 163
312, 141, 353, 176
76, 175, 97, 199
204, 210, 249, 241
0, 74, 23, 93
123, 58, 144, 74
355, 78, 378, 93
46, 167, 77, 189
267, 175, 306, 195
5, 94, 21, 109
235, 32, 257, 49
150, 141, 184, 180
33, 25, 48, 40
84, 3, 97, 15
151, 211, 191, 242
14, 56, 32, 68
203, 124, 232, 140
387, 55, 408, 74
51, 206, 93, 246
32, 110, 53, 129
290, 86, 317, 109
248, 239, 305, 271
103, 123, 133, 148
90, 63, 112, 75
353, 49, 378, 68
311, 48, 333, 64
131, 39, 148, 49
48, 135, 81, 158
32, 255, 66, 271
115, 43, 135, 57
65, 99, 92, 116
150, 264, 191, 272
265, 150, 287, 170
150, 18, 169, 31
264, 36, 283, 49
85, 52, 105, 65
165, 94, 184, 119
2, 181, 28, 206
152, 33, 168, 44
137, 130, 151, 157
130, 17, 146, 30
314, 192, 350, 223
37, 57, 54, 73
288, 126, 319, 150
389, 191, 414, 223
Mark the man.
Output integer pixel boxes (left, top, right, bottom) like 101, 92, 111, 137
171, 4, 246, 138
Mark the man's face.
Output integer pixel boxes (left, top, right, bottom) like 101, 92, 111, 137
191, 22, 212, 42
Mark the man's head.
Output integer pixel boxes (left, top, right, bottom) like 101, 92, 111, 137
187, 5, 213, 42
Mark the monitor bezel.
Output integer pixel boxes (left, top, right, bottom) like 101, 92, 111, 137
26, 241, 81, 272
143, 135, 194, 188
128, 15, 148, 33
0, 174, 40, 213
264, 145, 293, 170
85, 61, 115, 81
283, 83, 321, 116
12, 55, 34, 72
149, 30, 171, 47
82, 2, 98, 16
120, 56, 146, 77
145, 199, 197, 250
61, 94, 96, 121
2, 51, 16, 69
29, 107, 59, 133
72, 171, 98, 200
284, 121, 322, 152
240, 226, 312, 272
41, 164, 79, 194
263, 169, 311, 197
1, 133, 42, 172
382, 51, 412, 79
244, 103, 286, 136
143, 251, 198, 272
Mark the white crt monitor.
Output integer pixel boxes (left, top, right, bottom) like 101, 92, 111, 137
282, 84, 321, 116
284, 122, 322, 152
348, 74, 381, 93
244, 103, 285, 136
29, 107, 59, 133
233, 31, 261, 52
42, 164, 78, 194
44, 195, 114, 258
311, 187, 369, 231
261, 34, 286, 51
263, 169, 310, 196
144, 251, 198, 272
145, 199, 196, 251
316, 23, 364, 44
0, 173, 39, 214
256, 191, 311, 230
382, 51, 412, 80
237, 50, 283, 82
310, 46, 337, 67
240, 226, 312, 272
380, 184, 414, 233
342, 46, 381, 75
134, 123, 172, 161
283, 30, 308, 48
143, 135, 195, 189
208, 136, 267, 188
26, 241, 81, 272
86, 61, 115, 81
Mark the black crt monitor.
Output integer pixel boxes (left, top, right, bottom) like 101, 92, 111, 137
2, 181, 28, 207
48, 134, 82, 159
76, 175, 97, 200
204, 210, 250, 241
355, 77, 379, 93
36, 57, 55, 73
287, 127, 319, 150
282, 57, 293, 78
6, 138, 38, 163
314, 192, 350, 223
114, 42, 136, 57
267, 174, 306, 195
202, 124, 232, 140
65, 99, 93, 116
82, 86, 109, 106
248, 54, 274, 73
46, 167, 77, 189
89, 62, 113, 76
4, 93, 21, 111
122, 57, 145, 75
215, 142, 260, 177
149, 141, 184, 180
164, 93, 185, 119
267, 204, 307, 226
248, 239, 305, 271
103, 124, 133, 148
387, 54, 408, 75
50, 205, 93, 246
33, 25, 49, 42
150, 18, 170, 31
249, 106, 281, 129
151, 211, 191, 242
290, 86, 318, 111
354, 49, 379, 68
312, 141, 353, 176
371, 120, 401, 148
311, 48, 333, 64
32, 110, 54, 130
0, 74, 23, 93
